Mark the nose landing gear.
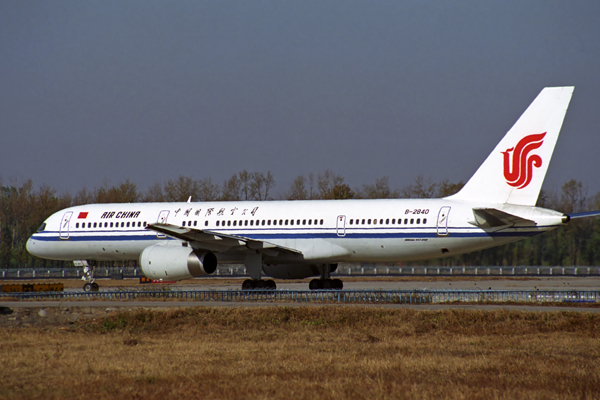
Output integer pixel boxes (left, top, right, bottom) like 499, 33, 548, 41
77, 260, 100, 292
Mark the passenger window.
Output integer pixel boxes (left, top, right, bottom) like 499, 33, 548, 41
110, 222, 114, 228
410, 219, 414, 224
227, 221, 231, 226
233, 221, 237, 226
308, 219, 312, 225
144, 222, 147, 227
268, 220, 271, 226
417, 219, 420, 224
386, 219, 389, 224
297, 219, 301, 225
392, 219, 396, 224
193, 221, 197, 227
404, 219, 408, 224
93, 222, 97, 228
290, 220, 294, 225
216, 221, 220, 226
423, 218, 427, 224
262, 220, 266, 226
76, 223, 79, 228
285, 219, 289, 225
368, 219, 371, 225
245, 220, 248, 226
105, 222, 108, 228
349, 219, 353, 225
205, 221, 208, 226
302, 219, 306, 225
380, 219, 384, 224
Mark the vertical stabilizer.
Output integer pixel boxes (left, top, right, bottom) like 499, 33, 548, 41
448, 86, 574, 206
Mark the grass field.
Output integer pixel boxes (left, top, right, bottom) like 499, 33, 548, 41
1, 306, 599, 399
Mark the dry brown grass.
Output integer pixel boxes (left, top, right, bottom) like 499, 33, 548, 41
1, 307, 600, 399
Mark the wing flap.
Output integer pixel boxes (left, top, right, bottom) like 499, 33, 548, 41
146, 223, 302, 255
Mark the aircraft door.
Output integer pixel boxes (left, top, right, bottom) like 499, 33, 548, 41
336, 215, 346, 237
436, 207, 451, 236
156, 210, 170, 238
59, 211, 73, 240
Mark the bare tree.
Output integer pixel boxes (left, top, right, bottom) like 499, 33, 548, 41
317, 170, 345, 199
96, 180, 139, 203
286, 175, 308, 200
435, 179, 464, 198
196, 178, 221, 201
252, 171, 275, 200
221, 174, 241, 201
359, 176, 399, 199
401, 175, 437, 198
164, 176, 200, 202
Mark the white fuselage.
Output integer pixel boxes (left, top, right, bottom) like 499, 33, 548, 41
26, 198, 565, 268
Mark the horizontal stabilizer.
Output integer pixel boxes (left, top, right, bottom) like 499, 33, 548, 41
470, 208, 536, 229
146, 223, 302, 255
566, 210, 600, 220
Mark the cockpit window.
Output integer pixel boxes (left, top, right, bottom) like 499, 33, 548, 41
36, 223, 46, 233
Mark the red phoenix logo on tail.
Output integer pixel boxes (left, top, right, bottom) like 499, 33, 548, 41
502, 132, 546, 189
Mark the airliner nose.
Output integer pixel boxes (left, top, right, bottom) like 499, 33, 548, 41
26, 236, 39, 257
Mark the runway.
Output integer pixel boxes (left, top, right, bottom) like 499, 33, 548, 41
1, 277, 599, 318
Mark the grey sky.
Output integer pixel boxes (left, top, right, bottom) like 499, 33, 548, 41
1, 1, 599, 198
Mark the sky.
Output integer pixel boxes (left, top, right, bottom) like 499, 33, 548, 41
1, 1, 600, 199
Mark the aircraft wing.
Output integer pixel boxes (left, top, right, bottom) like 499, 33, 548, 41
470, 208, 536, 229
146, 223, 302, 256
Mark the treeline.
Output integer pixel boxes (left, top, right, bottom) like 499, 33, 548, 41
1, 171, 598, 269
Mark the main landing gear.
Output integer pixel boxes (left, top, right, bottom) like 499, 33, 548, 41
308, 263, 343, 290
242, 279, 277, 290
309, 278, 343, 290
242, 252, 279, 290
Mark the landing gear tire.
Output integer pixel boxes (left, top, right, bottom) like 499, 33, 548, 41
310, 278, 343, 290
92, 282, 99, 291
309, 279, 320, 290
83, 282, 93, 292
265, 279, 277, 290
242, 279, 277, 290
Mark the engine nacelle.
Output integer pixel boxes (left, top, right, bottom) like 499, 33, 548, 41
139, 244, 217, 281
262, 263, 338, 280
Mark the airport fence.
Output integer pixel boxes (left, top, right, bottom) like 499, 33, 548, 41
2, 289, 599, 304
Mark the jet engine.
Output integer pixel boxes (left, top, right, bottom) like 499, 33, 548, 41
139, 244, 217, 281
262, 263, 337, 279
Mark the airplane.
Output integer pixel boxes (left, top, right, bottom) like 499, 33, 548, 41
26, 86, 598, 291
